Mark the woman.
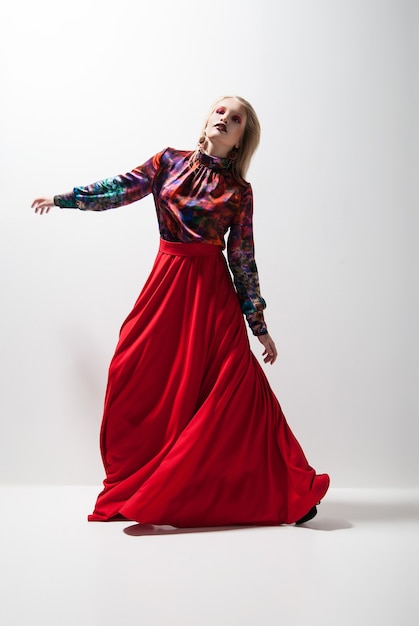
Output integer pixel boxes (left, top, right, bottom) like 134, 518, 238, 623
32, 96, 329, 526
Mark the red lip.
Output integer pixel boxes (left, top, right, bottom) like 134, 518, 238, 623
215, 123, 227, 133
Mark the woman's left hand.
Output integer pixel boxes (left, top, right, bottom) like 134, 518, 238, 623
257, 333, 278, 365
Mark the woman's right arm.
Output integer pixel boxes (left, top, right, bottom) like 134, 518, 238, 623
32, 150, 165, 214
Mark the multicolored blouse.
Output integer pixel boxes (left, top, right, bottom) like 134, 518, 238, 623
54, 148, 268, 335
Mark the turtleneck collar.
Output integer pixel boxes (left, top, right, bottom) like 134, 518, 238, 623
196, 148, 232, 172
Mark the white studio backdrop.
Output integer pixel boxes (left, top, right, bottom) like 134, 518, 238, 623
0, 0, 417, 487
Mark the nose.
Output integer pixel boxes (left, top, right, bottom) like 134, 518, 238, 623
220, 115, 228, 124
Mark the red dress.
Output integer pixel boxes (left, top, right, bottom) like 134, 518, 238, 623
54, 148, 329, 526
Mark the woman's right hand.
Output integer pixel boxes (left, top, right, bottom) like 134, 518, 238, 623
32, 197, 55, 215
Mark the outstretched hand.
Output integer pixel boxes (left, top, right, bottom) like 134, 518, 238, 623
32, 197, 55, 215
258, 332, 278, 365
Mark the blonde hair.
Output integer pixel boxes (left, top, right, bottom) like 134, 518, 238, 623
193, 95, 261, 182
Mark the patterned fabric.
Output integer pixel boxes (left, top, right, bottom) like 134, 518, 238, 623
54, 147, 268, 335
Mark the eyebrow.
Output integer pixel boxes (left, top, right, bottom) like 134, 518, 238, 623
216, 106, 245, 120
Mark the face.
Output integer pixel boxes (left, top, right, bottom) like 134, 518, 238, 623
204, 98, 247, 156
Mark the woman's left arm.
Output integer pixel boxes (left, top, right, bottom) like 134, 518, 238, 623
227, 184, 278, 364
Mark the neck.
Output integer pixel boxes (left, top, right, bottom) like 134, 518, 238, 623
204, 139, 230, 159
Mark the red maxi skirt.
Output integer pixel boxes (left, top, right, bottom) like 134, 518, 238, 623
88, 240, 329, 526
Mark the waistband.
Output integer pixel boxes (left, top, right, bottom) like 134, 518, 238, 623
159, 239, 223, 257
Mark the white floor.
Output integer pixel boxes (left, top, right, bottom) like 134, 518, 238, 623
0, 487, 418, 626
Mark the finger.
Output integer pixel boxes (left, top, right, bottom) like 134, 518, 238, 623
35, 203, 50, 215
264, 347, 277, 364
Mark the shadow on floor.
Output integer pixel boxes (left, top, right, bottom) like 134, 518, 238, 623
319, 498, 419, 524
124, 523, 260, 536
305, 497, 419, 531
123, 497, 419, 536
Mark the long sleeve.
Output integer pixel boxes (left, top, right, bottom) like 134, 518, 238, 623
227, 184, 268, 336
53, 151, 164, 211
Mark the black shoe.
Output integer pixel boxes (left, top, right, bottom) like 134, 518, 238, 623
295, 506, 317, 525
